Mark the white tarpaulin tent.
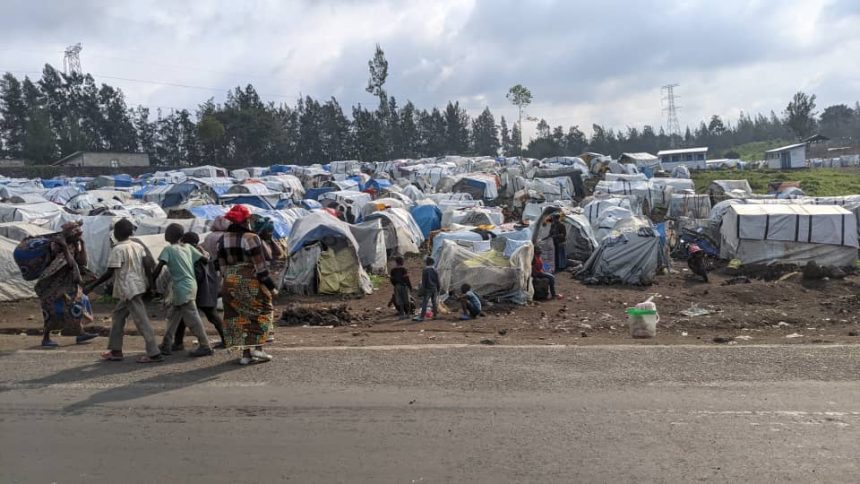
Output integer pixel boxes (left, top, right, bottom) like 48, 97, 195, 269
720, 204, 859, 266
0, 235, 36, 301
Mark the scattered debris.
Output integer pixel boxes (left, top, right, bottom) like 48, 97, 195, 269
497, 329, 508, 336
722, 276, 752, 286
681, 304, 717, 317
277, 304, 356, 327
849, 331, 859, 337
734, 335, 753, 341
479, 339, 496, 345
785, 333, 803, 338
713, 336, 734, 344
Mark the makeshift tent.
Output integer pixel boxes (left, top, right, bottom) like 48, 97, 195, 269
318, 190, 371, 223
708, 180, 752, 203
6, 193, 49, 204
283, 211, 372, 295
260, 175, 305, 200
719, 204, 859, 266
180, 165, 228, 178
648, 178, 696, 210
44, 185, 83, 204
451, 174, 499, 200
349, 218, 388, 274
436, 239, 533, 304
0, 202, 78, 229
578, 216, 661, 285
410, 204, 442, 239
0, 221, 52, 241
86, 174, 134, 189
364, 208, 424, 256
0, 236, 37, 301
582, 197, 637, 226
667, 193, 712, 219
133, 217, 211, 236
441, 206, 503, 229
530, 207, 598, 267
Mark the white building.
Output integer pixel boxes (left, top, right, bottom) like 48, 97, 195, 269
765, 143, 807, 170
657, 147, 708, 171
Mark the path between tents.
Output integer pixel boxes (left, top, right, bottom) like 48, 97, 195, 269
2, 255, 860, 350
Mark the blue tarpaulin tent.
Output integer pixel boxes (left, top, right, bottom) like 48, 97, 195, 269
410, 204, 442, 239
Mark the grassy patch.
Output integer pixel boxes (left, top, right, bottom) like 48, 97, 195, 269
369, 274, 386, 290
724, 139, 792, 161
692, 167, 860, 196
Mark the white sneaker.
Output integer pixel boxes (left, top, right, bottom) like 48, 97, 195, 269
251, 350, 273, 362
239, 356, 254, 366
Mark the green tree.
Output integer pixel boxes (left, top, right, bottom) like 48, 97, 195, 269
499, 116, 512, 156
0, 73, 27, 157
506, 84, 532, 152
443, 101, 470, 155
784, 91, 817, 139
819, 104, 855, 139
470, 107, 499, 156
510, 122, 522, 156
399, 101, 419, 158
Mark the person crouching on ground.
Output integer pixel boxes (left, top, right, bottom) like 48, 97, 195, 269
152, 223, 213, 357
413, 256, 439, 322
389, 256, 413, 319
170, 231, 227, 352
86, 218, 162, 363
458, 283, 482, 321
532, 248, 562, 299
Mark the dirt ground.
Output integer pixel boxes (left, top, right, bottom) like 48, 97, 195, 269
2, 255, 860, 350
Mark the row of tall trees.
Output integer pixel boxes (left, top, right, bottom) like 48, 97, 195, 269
1, 48, 859, 166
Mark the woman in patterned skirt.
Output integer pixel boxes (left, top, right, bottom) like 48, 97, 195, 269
217, 205, 279, 365
36, 221, 99, 347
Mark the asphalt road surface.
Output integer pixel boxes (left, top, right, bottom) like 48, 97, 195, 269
2, 344, 859, 483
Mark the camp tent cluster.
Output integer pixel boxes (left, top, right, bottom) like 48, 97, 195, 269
0, 153, 858, 303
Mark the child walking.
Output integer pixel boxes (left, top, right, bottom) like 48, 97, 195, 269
86, 219, 162, 363
171, 231, 227, 351
152, 223, 213, 357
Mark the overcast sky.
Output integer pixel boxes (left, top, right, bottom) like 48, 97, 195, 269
1, 0, 858, 139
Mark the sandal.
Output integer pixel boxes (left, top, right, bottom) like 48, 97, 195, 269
100, 351, 124, 361
137, 354, 164, 363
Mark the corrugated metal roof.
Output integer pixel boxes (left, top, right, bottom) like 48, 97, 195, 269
765, 143, 807, 153
657, 147, 708, 156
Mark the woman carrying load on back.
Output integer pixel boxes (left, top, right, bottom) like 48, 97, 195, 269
37, 221, 99, 347
218, 205, 279, 365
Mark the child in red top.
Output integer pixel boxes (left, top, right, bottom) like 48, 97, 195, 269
532, 248, 561, 299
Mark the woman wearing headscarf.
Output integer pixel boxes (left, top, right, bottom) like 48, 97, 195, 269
218, 205, 278, 365
250, 213, 284, 344
37, 221, 99, 347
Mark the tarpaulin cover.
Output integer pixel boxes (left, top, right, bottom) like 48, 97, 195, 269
286, 210, 372, 294
410, 204, 442, 239
0, 236, 37, 301
349, 218, 387, 274
435, 239, 533, 304
579, 216, 661, 285
365, 207, 424, 256
720, 204, 859, 265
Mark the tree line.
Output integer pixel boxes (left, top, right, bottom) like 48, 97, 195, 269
1, 47, 858, 167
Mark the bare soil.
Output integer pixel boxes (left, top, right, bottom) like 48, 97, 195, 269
2, 255, 860, 350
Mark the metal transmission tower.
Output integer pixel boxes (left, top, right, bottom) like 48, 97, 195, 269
63, 43, 83, 75
661, 83, 682, 145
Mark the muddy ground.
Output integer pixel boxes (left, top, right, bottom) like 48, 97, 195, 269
2, 255, 860, 349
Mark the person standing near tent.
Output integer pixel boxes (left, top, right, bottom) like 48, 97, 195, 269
152, 223, 213, 357
413, 257, 439, 322
86, 218, 161, 362
389, 256, 413, 319
251, 213, 283, 344
532, 248, 562, 300
549, 213, 567, 271
170, 231, 227, 351
218, 205, 278, 365
36, 221, 99, 348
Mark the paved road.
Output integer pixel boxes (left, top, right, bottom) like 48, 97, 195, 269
1, 344, 859, 483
